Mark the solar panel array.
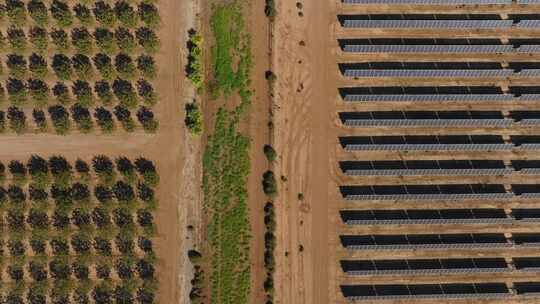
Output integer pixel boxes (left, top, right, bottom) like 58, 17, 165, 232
335, 3, 540, 303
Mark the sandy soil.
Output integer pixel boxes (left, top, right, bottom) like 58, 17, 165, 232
0, 0, 197, 302
245, 0, 272, 303
271, 0, 336, 303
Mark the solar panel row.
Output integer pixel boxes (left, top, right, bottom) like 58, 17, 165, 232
343, 45, 538, 53
343, 20, 515, 28
344, 69, 540, 77
342, 0, 512, 3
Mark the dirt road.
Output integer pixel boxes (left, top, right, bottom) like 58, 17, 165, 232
272, 0, 335, 303
246, 0, 272, 303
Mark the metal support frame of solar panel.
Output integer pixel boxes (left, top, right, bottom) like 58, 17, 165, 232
344, 168, 512, 176
343, 69, 514, 78
516, 119, 540, 126
347, 267, 511, 276
342, 94, 517, 103
344, 193, 514, 200
345, 218, 515, 225
346, 294, 512, 301
516, 266, 540, 272
343, 45, 515, 53
519, 144, 540, 150
346, 242, 516, 250
342, 20, 514, 28
342, 0, 511, 4
343, 119, 512, 127
520, 168, 540, 174
344, 144, 514, 151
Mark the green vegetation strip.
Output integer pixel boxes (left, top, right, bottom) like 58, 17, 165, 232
202, 1, 253, 303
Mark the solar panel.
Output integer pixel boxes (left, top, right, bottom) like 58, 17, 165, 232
343, 94, 515, 102
344, 143, 514, 151
344, 119, 512, 127
343, 69, 514, 78
342, 19, 513, 28
343, 45, 514, 53
342, 0, 511, 4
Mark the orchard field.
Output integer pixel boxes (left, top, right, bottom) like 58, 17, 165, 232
0, 0, 160, 135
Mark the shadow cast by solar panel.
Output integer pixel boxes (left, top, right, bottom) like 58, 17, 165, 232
512, 209, 540, 219
513, 233, 540, 244
514, 282, 540, 294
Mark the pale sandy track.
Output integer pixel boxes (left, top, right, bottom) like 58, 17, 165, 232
272, 0, 335, 303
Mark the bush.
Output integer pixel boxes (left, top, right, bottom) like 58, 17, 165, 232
265, 0, 277, 19
93, 53, 115, 80
7, 26, 27, 52
27, 155, 49, 187
137, 55, 156, 79
53, 82, 71, 104
114, 105, 135, 132
262, 170, 277, 198
29, 53, 48, 78
29, 26, 48, 52
185, 102, 202, 135
137, 106, 158, 133
135, 27, 159, 53
52, 54, 73, 80
135, 157, 158, 186
115, 27, 136, 53
113, 180, 135, 203
48, 155, 72, 188
115, 157, 135, 181
6, 78, 27, 104
9, 160, 27, 184
6, 0, 26, 26
187, 31, 203, 90
94, 80, 114, 105
115, 1, 137, 28
27, 0, 48, 26
6, 53, 27, 78
70, 103, 93, 132
7, 106, 26, 133
48, 104, 71, 135
263, 145, 277, 162
113, 78, 138, 108
93, 1, 116, 27
74, 4, 93, 26
50, 28, 69, 52
94, 107, 114, 133
94, 28, 116, 54
138, 2, 160, 28
137, 79, 156, 106
71, 27, 93, 54
27, 78, 50, 107
115, 53, 136, 79
32, 109, 47, 131
50, 0, 73, 28
72, 54, 94, 80
93, 155, 116, 185
72, 80, 94, 106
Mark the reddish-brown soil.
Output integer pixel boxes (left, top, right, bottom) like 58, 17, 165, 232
271, 0, 335, 303
245, 0, 272, 303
